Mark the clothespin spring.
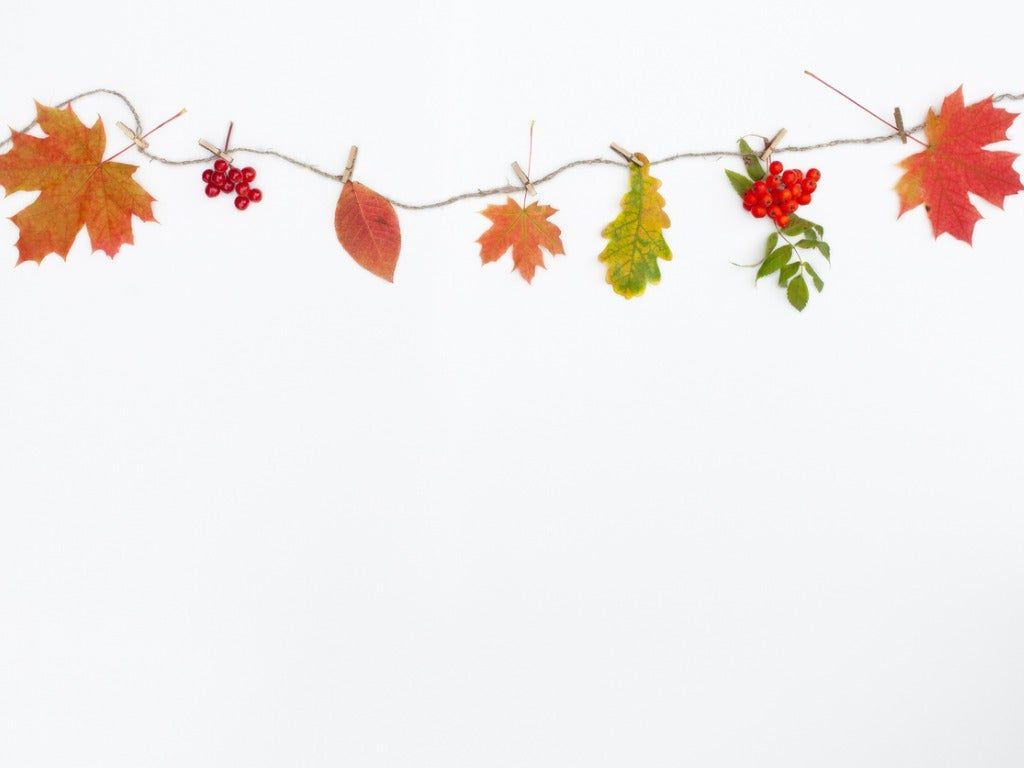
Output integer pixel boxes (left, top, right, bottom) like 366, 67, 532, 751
198, 139, 233, 165
610, 143, 644, 166
894, 107, 907, 144
760, 128, 787, 164
340, 146, 358, 185
116, 121, 150, 151
511, 161, 537, 197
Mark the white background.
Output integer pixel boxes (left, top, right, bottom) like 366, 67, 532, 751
1, 1, 1023, 766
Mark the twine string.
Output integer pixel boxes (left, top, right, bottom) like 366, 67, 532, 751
2, 88, 1023, 212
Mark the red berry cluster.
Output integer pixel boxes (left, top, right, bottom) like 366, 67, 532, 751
202, 159, 263, 211
742, 161, 821, 229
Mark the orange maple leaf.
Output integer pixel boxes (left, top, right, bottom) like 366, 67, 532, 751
0, 102, 155, 264
477, 197, 565, 282
896, 87, 1022, 243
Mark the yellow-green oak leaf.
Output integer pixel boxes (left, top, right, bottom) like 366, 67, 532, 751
598, 153, 672, 298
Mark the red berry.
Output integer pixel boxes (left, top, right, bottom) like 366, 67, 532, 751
782, 170, 797, 186
214, 159, 228, 173
768, 205, 782, 219
235, 182, 250, 198
241, 167, 256, 183
779, 188, 793, 203
769, 160, 783, 175
799, 193, 812, 205
221, 181, 235, 193
777, 213, 791, 228
212, 171, 226, 185
790, 183, 803, 198
202, 169, 213, 183
234, 196, 250, 211
228, 168, 242, 183
205, 184, 220, 198
247, 188, 262, 202
803, 179, 817, 193
806, 168, 821, 182
783, 200, 798, 214
743, 201, 754, 211
752, 206, 767, 218
753, 180, 767, 194
793, 169, 804, 181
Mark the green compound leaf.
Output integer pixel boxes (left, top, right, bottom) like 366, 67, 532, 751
599, 154, 672, 299
738, 139, 765, 181
787, 274, 810, 311
765, 232, 779, 259
725, 169, 753, 196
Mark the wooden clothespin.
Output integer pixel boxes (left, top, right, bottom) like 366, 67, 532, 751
760, 128, 787, 163
116, 121, 150, 151
610, 142, 644, 167
340, 146, 358, 185
198, 139, 233, 164
511, 161, 536, 197
894, 107, 907, 144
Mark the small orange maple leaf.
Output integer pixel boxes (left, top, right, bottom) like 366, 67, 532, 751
0, 102, 155, 264
896, 87, 1022, 243
477, 197, 565, 282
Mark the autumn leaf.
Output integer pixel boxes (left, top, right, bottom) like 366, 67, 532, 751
896, 87, 1022, 243
0, 102, 155, 264
598, 154, 671, 298
335, 180, 402, 282
476, 197, 564, 282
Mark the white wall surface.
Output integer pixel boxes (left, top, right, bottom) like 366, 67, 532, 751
1, 1, 1022, 766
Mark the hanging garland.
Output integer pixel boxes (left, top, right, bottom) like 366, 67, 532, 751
0, 75, 1021, 312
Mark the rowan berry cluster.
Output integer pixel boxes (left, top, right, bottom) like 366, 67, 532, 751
202, 159, 263, 211
742, 161, 820, 229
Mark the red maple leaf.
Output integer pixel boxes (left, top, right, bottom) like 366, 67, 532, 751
477, 197, 565, 282
896, 87, 1022, 243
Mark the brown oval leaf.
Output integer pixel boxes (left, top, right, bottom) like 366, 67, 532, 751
334, 181, 401, 282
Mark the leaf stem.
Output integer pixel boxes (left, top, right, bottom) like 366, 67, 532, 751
523, 120, 535, 208
775, 227, 804, 266
803, 71, 928, 149
103, 108, 187, 163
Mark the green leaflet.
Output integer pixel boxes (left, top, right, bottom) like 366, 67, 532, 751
757, 245, 792, 280
778, 261, 801, 286
725, 169, 753, 197
738, 139, 765, 181
599, 155, 672, 298
804, 262, 825, 292
787, 274, 810, 311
